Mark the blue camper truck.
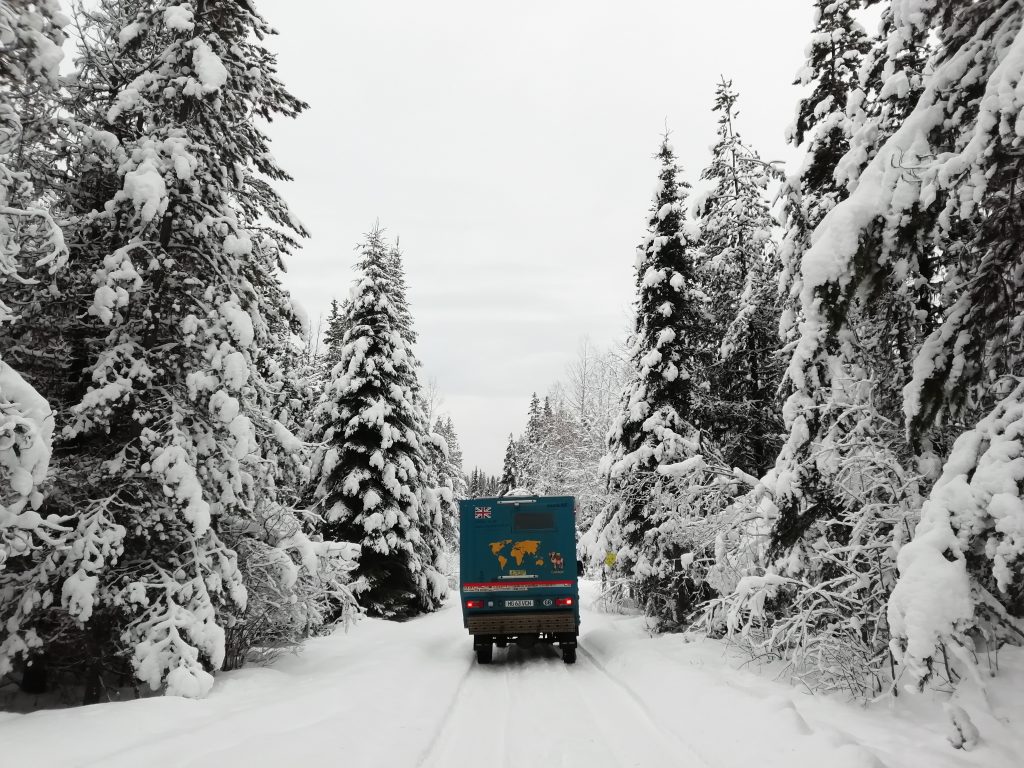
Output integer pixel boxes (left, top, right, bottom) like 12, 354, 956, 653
458, 495, 580, 664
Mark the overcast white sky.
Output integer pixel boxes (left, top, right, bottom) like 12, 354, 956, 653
258, 0, 814, 475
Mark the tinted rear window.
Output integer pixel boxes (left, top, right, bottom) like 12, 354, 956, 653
513, 511, 555, 530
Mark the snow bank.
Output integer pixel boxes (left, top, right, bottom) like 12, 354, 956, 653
0, 358, 54, 541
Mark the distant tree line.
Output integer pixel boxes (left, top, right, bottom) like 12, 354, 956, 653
496, 340, 630, 531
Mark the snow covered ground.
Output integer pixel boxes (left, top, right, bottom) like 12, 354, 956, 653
2, 580, 1021, 768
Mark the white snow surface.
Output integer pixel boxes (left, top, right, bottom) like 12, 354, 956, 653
163, 5, 195, 32
2, 581, 1021, 767
116, 22, 141, 47
121, 159, 167, 224
189, 39, 228, 94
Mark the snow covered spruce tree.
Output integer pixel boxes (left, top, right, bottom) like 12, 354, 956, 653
694, 79, 783, 478
0, 0, 70, 686
385, 238, 456, 587
432, 416, 465, 549
514, 392, 573, 496
884, 1, 1024, 693
306, 229, 447, 619
838, 1, 935, 412
699, 8, 935, 698
517, 392, 543, 490
777, 0, 870, 326
433, 417, 466, 501
772, 0, 875, 501
600, 136, 712, 622
320, 297, 350, 368
1, 0, 361, 700
467, 468, 481, 497
762, 0, 1024, 697
421, 420, 458, 585
499, 434, 519, 495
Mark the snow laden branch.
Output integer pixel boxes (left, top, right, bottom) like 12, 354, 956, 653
0, 360, 60, 571
888, 380, 1024, 690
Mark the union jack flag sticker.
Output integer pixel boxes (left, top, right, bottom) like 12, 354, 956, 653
474, 507, 492, 519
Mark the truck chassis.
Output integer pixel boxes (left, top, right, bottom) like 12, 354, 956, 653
469, 610, 578, 664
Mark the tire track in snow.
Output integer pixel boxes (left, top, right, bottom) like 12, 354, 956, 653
577, 645, 720, 768
549, 652, 632, 768
496, 652, 517, 768
501, 645, 600, 768
413, 657, 475, 768
419, 633, 716, 768
418, 647, 518, 768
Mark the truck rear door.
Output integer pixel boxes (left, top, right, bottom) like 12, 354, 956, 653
460, 496, 578, 616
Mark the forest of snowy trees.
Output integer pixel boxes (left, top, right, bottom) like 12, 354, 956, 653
1, 0, 1023, 732
495, 342, 626, 497
0, 0, 465, 701
503, 0, 1024, 708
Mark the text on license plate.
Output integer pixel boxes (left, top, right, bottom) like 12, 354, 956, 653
504, 599, 534, 608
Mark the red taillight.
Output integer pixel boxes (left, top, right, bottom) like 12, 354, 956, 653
555, 597, 574, 607
465, 599, 484, 609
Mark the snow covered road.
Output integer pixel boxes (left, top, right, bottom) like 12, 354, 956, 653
420, 639, 710, 768
2, 581, 1021, 768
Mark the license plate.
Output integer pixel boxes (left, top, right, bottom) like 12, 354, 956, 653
505, 599, 534, 608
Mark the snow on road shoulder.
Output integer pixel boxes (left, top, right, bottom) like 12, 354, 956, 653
0, 605, 473, 768
578, 581, 1024, 768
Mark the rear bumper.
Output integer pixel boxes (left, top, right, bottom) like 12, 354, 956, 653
467, 610, 577, 636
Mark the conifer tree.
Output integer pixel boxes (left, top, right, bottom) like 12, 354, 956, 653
760, 0, 906, 587
762, 0, 931, 567
484, 474, 500, 497
768, 0, 1024, 694
777, 0, 870, 329
774, 0, 873, 483
695, 79, 783, 477
321, 297, 350, 366
499, 433, 519, 496
386, 241, 415, 344
518, 393, 543, 488
306, 229, 446, 619
385, 239, 450, 590
601, 135, 708, 607
0, 0, 353, 700
432, 417, 466, 549
0, 0, 69, 684
434, 418, 466, 499
699, 8, 933, 694
529, 390, 576, 495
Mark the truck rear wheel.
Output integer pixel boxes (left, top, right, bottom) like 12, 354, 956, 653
562, 645, 576, 664
475, 642, 493, 665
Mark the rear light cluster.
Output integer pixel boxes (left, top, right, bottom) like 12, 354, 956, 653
464, 597, 573, 608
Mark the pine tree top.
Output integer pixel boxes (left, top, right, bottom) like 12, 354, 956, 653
790, 0, 870, 148
604, 134, 706, 481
